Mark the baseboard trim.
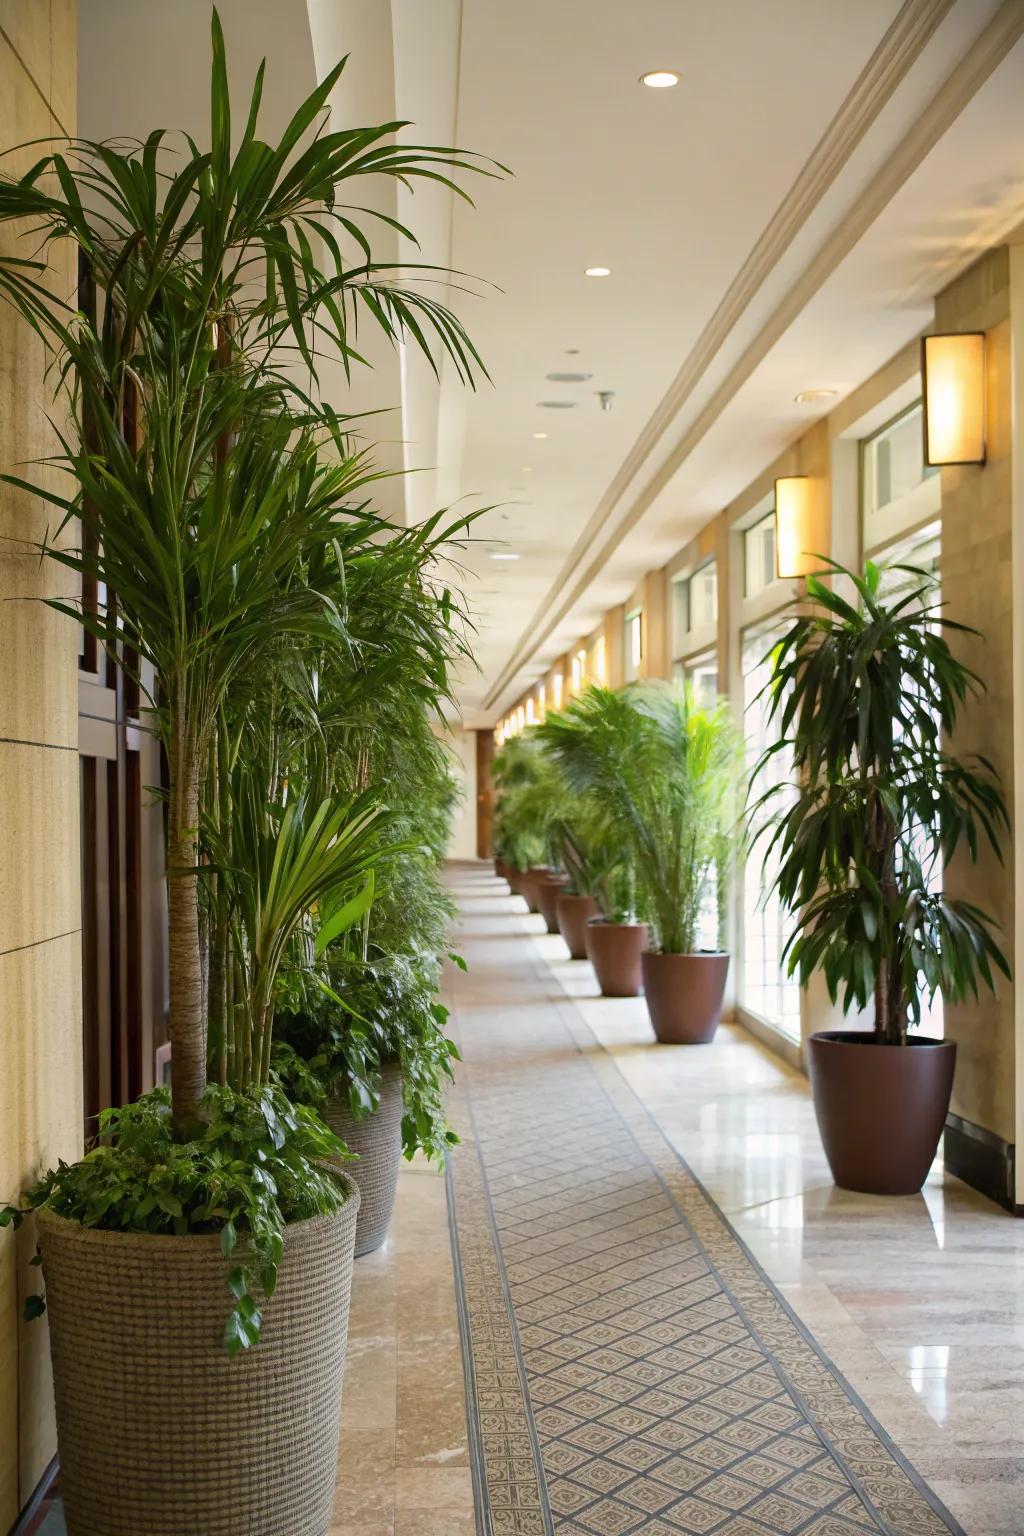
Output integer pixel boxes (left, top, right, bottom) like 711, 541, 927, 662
944, 1113, 1022, 1214
8, 1457, 58, 1536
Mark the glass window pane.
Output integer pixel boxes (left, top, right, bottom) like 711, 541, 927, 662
744, 513, 776, 598
742, 622, 801, 1038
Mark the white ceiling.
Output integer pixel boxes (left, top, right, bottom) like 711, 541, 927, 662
79, 1, 1024, 725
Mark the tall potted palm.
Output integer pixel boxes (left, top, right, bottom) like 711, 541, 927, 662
757, 561, 1008, 1194
541, 683, 744, 1032
0, 14, 495, 1532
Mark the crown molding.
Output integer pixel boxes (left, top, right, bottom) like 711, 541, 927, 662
485, 0, 1024, 713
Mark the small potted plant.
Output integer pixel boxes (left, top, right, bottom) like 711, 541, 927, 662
538, 689, 653, 997
757, 560, 1009, 1194
275, 951, 458, 1256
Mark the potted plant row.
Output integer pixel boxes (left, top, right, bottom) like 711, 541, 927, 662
0, 14, 495, 1534
757, 560, 1009, 1195
539, 683, 745, 1035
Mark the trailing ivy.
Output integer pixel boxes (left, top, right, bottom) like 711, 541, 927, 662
0, 1084, 350, 1356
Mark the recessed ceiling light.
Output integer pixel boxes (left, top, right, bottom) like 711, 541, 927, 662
794, 388, 838, 404
584, 266, 611, 278
532, 431, 548, 440
521, 466, 532, 473
490, 552, 520, 561
546, 371, 592, 383
537, 400, 576, 409
640, 70, 679, 88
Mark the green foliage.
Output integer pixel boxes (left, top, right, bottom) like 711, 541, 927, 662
755, 559, 1010, 1043
491, 734, 547, 870
539, 683, 745, 954
2, 1085, 349, 1356
274, 952, 459, 1164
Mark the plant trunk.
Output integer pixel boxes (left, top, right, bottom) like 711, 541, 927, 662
167, 723, 207, 1133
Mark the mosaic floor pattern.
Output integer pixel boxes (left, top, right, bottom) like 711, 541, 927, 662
445, 920, 965, 1536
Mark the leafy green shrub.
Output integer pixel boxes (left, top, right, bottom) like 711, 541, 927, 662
274, 952, 459, 1164
755, 560, 1009, 1042
1, 1085, 349, 1355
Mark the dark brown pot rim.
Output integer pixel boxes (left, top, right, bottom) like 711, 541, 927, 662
809, 1031, 953, 1051
587, 917, 647, 930
644, 950, 729, 960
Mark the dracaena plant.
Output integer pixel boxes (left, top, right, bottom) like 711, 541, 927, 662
754, 559, 1009, 1045
0, 7, 496, 1131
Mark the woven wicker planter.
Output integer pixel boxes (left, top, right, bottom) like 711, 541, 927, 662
38, 1175, 359, 1536
325, 1062, 403, 1256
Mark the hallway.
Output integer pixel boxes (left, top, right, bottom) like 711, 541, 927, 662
441, 863, 1024, 1536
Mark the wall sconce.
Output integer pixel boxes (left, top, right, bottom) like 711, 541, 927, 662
774, 475, 814, 580
921, 332, 986, 466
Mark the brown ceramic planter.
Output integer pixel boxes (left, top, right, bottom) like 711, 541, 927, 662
536, 873, 570, 933
557, 892, 600, 959
494, 858, 509, 882
807, 1031, 956, 1195
641, 952, 730, 1044
522, 865, 550, 914
507, 867, 525, 898
585, 918, 649, 997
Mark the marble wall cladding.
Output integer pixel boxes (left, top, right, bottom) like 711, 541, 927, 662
0, 6, 81, 1529
935, 249, 1016, 1147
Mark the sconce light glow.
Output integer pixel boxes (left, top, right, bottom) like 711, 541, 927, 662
584, 266, 612, 278
640, 70, 679, 88
922, 332, 986, 466
774, 476, 814, 580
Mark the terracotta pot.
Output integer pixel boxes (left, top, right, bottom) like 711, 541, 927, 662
536, 873, 570, 934
39, 1176, 359, 1536
807, 1031, 956, 1196
522, 865, 550, 914
585, 918, 649, 997
495, 858, 510, 883
641, 952, 730, 1043
507, 867, 525, 897
557, 892, 600, 959
325, 1063, 403, 1256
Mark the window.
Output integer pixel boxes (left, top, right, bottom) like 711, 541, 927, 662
744, 512, 776, 598
676, 649, 718, 707
537, 684, 546, 720
875, 520, 943, 1038
862, 401, 940, 550
552, 672, 563, 710
571, 650, 585, 692
671, 560, 717, 658
741, 621, 801, 1039
592, 636, 607, 685
624, 608, 643, 682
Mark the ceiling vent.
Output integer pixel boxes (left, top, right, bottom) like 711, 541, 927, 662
537, 399, 577, 409
545, 371, 592, 383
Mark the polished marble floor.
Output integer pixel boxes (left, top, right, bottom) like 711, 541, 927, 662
423, 863, 1024, 1536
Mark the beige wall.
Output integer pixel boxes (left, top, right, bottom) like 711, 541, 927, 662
936, 248, 1016, 1147
0, 3, 81, 1524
